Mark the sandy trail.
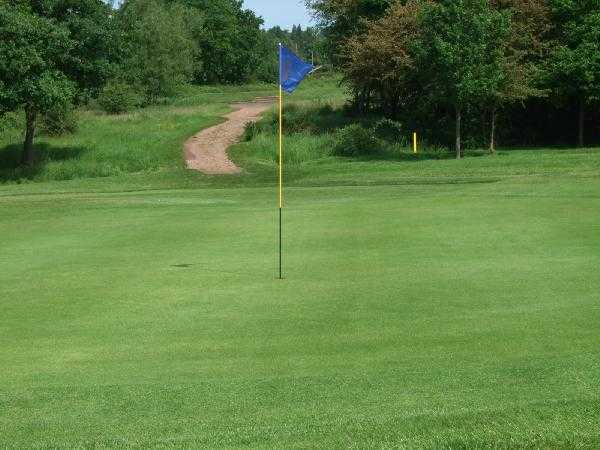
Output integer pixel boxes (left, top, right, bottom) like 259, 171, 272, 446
184, 101, 274, 174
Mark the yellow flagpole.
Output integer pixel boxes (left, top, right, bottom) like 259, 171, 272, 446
278, 44, 283, 279
279, 85, 283, 208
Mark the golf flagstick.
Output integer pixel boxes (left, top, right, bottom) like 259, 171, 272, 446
276, 43, 313, 280
278, 43, 284, 280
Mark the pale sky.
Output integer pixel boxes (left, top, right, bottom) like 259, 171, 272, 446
243, 0, 313, 30
107, 0, 312, 30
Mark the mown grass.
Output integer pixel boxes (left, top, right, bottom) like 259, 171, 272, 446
2, 175, 600, 448
1, 75, 600, 448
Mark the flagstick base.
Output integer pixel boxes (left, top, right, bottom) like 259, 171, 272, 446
278, 207, 283, 280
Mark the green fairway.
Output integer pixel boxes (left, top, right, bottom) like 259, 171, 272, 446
2, 75, 600, 448
2, 0, 599, 444
2, 165, 600, 447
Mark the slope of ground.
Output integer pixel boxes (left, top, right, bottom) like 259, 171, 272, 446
184, 101, 273, 174
0, 77, 341, 184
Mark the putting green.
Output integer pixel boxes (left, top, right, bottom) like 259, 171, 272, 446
2, 173, 600, 447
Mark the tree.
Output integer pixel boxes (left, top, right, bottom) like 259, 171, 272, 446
117, 0, 200, 102
419, 0, 511, 158
343, 0, 424, 116
174, 0, 263, 84
0, 0, 116, 165
12, 0, 118, 98
306, 0, 392, 65
0, 5, 75, 165
487, 0, 551, 153
547, 0, 600, 147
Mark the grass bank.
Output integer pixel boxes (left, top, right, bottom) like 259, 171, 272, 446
0, 76, 344, 185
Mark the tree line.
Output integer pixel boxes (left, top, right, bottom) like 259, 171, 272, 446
0, 0, 327, 165
308, 0, 600, 156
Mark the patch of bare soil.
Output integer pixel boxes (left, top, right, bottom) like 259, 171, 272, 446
184, 100, 274, 174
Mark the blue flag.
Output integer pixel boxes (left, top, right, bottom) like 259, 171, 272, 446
279, 45, 314, 93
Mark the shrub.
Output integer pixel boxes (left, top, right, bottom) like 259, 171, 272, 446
279, 132, 334, 165
98, 81, 142, 114
373, 118, 403, 142
243, 121, 260, 141
283, 104, 313, 134
317, 103, 334, 115
41, 103, 78, 136
0, 111, 21, 133
249, 103, 349, 136
333, 124, 381, 157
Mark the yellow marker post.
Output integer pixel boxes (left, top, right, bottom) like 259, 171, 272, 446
413, 132, 418, 154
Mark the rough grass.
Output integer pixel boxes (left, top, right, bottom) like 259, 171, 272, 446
233, 103, 600, 186
2, 75, 600, 448
0, 104, 228, 182
0, 76, 345, 184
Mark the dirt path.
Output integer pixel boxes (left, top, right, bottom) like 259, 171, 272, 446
184, 100, 274, 174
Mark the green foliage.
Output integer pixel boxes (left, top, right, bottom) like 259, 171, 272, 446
117, 0, 200, 103
319, 0, 600, 149
0, 100, 228, 183
419, 0, 511, 110
548, 0, 600, 96
0, 76, 342, 184
0, 1, 116, 164
333, 124, 381, 157
41, 103, 78, 136
97, 81, 143, 114
250, 102, 351, 137
343, 0, 423, 117
373, 119, 403, 143
240, 130, 334, 167
547, 2, 600, 104
242, 121, 261, 142
306, 0, 393, 64
0, 5, 75, 112
16, 0, 118, 95
174, 0, 263, 84
0, 111, 21, 133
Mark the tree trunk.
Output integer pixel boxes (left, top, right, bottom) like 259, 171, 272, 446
22, 106, 37, 166
578, 100, 585, 148
489, 107, 497, 154
455, 106, 462, 159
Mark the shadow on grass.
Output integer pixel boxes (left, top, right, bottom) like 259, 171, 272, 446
171, 262, 259, 277
352, 149, 490, 162
247, 104, 370, 139
0, 143, 86, 182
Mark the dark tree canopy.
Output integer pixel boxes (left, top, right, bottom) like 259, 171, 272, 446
172, 0, 264, 84
309, 0, 600, 150
547, 0, 600, 146
306, 0, 393, 64
0, 0, 113, 164
13, 0, 117, 94
117, 0, 200, 102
